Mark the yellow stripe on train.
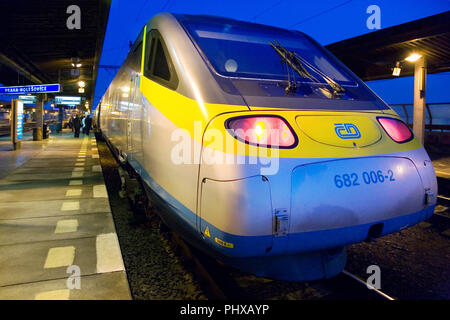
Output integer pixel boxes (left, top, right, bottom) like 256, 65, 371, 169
140, 76, 421, 159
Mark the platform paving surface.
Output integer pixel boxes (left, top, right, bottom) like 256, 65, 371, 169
0, 132, 131, 300
431, 154, 450, 179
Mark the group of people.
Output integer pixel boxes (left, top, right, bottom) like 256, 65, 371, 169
68, 112, 92, 138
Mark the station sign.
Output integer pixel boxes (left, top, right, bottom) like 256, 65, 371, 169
0, 84, 60, 94
55, 96, 81, 106
18, 95, 36, 104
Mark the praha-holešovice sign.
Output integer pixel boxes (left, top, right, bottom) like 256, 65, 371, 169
0, 84, 60, 94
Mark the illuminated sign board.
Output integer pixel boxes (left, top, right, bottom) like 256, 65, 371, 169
18, 95, 36, 104
11, 99, 23, 148
16, 101, 23, 140
0, 84, 60, 94
55, 96, 81, 105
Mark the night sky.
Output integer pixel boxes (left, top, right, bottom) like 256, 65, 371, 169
94, 0, 450, 110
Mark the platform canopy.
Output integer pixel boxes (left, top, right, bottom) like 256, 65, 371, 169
325, 11, 450, 81
0, 0, 111, 108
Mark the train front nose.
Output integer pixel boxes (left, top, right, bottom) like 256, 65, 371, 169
286, 154, 436, 253
283, 113, 437, 253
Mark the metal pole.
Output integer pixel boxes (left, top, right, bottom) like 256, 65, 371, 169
34, 95, 44, 141
412, 56, 427, 145
57, 106, 64, 132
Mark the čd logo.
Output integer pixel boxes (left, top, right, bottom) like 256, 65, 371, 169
334, 123, 361, 139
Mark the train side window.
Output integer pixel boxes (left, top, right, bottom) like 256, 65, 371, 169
153, 39, 170, 81
143, 30, 178, 90
127, 41, 143, 71
144, 35, 156, 77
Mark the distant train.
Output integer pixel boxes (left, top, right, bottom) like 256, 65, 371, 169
95, 13, 437, 281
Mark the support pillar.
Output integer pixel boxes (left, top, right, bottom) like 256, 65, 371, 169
412, 56, 427, 145
34, 95, 44, 141
57, 106, 64, 132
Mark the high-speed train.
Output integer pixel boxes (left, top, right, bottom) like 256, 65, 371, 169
95, 13, 437, 281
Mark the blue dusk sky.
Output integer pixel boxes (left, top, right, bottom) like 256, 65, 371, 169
94, 0, 450, 108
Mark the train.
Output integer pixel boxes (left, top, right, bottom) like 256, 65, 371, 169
94, 13, 437, 281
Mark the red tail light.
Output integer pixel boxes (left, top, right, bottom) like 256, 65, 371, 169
226, 116, 298, 148
377, 117, 413, 143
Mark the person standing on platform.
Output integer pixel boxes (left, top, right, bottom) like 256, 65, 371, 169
68, 114, 74, 130
73, 114, 81, 138
84, 114, 92, 135
81, 114, 86, 134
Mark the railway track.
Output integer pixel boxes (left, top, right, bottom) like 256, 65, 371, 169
164, 221, 397, 300
340, 270, 395, 300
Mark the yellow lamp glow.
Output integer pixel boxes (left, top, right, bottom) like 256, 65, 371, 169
255, 121, 265, 139
405, 53, 422, 62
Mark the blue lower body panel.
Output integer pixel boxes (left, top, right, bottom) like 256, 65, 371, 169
208, 206, 433, 281
227, 247, 347, 281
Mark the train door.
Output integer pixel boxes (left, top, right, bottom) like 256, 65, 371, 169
129, 71, 144, 168
126, 37, 145, 172
126, 75, 134, 155
126, 82, 132, 155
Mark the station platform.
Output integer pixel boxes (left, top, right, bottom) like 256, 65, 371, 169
0, 131, 131, 300
0, 132, 46, 180
431, 154, 450, 179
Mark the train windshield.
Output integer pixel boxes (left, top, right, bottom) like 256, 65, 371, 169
178, 15, 384, 103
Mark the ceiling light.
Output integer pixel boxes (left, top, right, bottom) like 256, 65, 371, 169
78, 81, 85, 88
405, 53, 422, 62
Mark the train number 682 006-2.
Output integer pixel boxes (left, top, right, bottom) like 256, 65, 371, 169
334, 169, 395, 188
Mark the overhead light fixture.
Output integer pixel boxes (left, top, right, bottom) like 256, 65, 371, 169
76, 63, 82, 68
78, 81, 85, 88
405, 53, 422, 62
392, 61, 401, 76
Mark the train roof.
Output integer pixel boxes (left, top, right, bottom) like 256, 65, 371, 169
172, 13, 308, 37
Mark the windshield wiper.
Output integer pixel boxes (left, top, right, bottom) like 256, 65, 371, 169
269, 40, 345, 96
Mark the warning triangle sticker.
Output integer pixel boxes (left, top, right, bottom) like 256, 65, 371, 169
204, 226, 211, 238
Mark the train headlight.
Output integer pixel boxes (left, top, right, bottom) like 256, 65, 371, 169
254, 121, 265, 139
377, 117, 413, 143
226, 115, 298, 148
